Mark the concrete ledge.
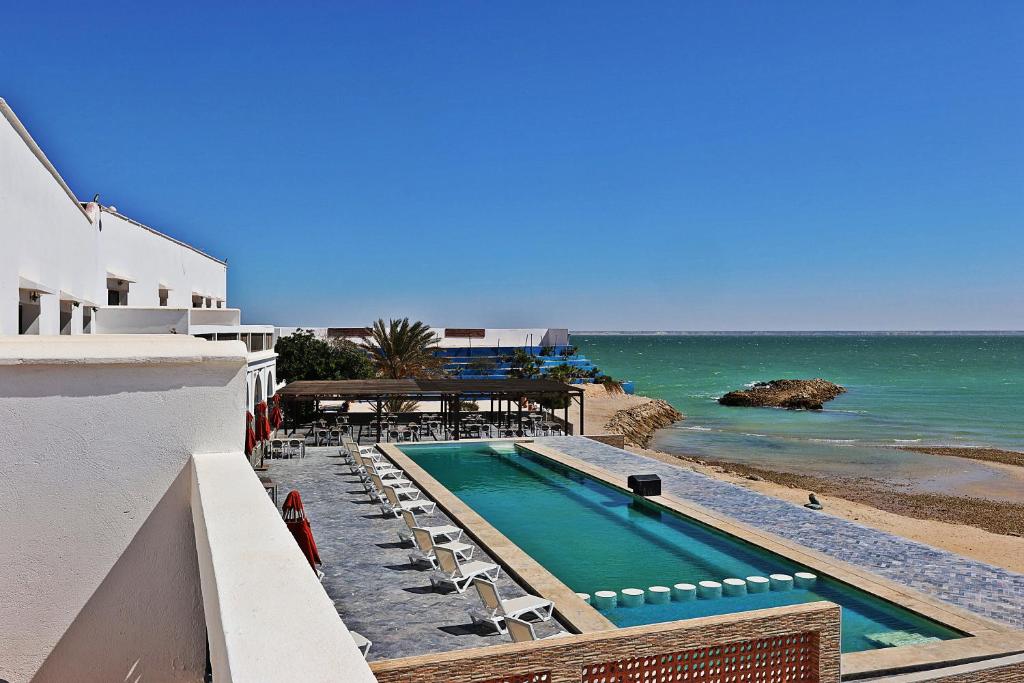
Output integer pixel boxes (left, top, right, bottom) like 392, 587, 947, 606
584, 433, 626, 448
0, 335, 247, 366
190, 452, 374, 682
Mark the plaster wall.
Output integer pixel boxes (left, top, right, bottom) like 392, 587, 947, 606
0, 335, 248, 683
98, 210, 226, 308
0, 103, 98, 335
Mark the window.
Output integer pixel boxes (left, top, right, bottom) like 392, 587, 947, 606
205, 296, 212, 308
83, 307, 93, 334
216, 299, 223, 308
106, 278, 129, 306
59, 301, 73, 335
192, 294, 203, 308
159, 288, 169, 306
18, 290, 41, 335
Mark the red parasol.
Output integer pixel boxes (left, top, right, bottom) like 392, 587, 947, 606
282, 490, 321, 571
245, 411, 257, 456
270, 394, 283, 432
255, 401, 272, 443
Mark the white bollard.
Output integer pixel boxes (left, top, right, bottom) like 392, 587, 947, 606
722, 578, 747, 597
593, 590, 618, 610
697, 580, 723, 599
770, 573, 794, 591
672, 583, 697, 601
746, 576, 770, 593
620, 588, 645, 607
576, 592, 591, 604
647, 586, 671, 604
794, 572, 817, 589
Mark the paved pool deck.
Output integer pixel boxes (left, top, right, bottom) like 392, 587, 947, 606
534, 436, 1024, 631
263, 446, 564, 661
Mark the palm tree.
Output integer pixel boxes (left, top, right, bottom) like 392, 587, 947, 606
360, 318, 445, 412
360, 318, 445, 379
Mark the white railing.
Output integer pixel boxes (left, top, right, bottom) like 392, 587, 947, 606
190, 452, 375, 682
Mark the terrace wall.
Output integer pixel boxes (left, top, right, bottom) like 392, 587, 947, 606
0, 335, 247, 683
370, 602, 841, 683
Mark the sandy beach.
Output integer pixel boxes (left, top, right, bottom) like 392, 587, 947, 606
583, 387, 1024, 574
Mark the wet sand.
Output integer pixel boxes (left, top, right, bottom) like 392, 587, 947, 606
897, 445, 1024, 469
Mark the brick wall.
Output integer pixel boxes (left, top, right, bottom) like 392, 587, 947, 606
371, 602, 841, 683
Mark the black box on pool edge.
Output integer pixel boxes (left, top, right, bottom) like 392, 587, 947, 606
627, 474, 661, 496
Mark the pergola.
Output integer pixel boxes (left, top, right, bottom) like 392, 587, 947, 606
276, 378, 585, 441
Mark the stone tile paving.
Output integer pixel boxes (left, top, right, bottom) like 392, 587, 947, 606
535, 436, 1024, 630
264, 446, 564, 661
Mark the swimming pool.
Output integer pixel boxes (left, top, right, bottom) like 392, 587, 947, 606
398, 440, 963, 653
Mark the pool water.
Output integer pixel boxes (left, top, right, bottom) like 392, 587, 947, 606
399, 441, 963, 653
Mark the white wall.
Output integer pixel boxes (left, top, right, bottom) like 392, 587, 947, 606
0, 335, 248, 683
0, 101, 99, 335
0, 99, 230, 337
98, 210, 226, 308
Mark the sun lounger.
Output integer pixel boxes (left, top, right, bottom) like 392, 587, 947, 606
409, 527, 474, 568
398, 509, 462, 544
370, 473, 419, 500
469, 578, 554, 633
429, 545, 500, 593
504, 616, 571, 642
379, 485, 435, 517
349, 631, 371, 658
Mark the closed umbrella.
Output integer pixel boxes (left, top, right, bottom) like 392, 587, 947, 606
255, 401, 272, 443
282, 490, 321, 571
270, 394, 283, 433
245, 411, 257, 456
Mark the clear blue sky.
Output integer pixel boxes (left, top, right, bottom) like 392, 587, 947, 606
4, 2, 1022, 330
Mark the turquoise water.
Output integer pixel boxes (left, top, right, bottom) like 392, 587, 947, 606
575, 334, 1024, 497
400, 441, 962, 653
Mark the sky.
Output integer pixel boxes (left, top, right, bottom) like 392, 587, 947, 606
3, 2, 1022, 330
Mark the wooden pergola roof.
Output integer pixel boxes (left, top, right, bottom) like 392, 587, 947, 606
276, 378, 583, 401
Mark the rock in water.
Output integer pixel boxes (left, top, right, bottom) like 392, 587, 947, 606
718, 378, 846, 410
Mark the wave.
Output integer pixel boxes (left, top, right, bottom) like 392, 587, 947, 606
893, 438, 922, 444
808, 438, 858, 445
680, 425, 712, 432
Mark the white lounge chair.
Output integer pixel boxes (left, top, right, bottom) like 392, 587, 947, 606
398, 509, 462, 545
469, 579, 554, 634
409, 527, 474, 568
430, 545, 500, 593
504, 616, 571, 643
370, 473, 419, 500
349, 631, 371, 658
379, 485, 435, 517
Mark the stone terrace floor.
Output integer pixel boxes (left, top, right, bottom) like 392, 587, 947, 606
535, 436, 1024, 630
264, 446, 564, 661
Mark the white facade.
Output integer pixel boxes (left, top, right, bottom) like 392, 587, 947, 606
1, 98, 275, 411
0, 336, 373, 683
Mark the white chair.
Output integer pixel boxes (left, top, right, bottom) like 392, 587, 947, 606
370, 473, 418, 500
504, 616, 571, 643
430, 545, 500, 593
349, 631, 371, 658
409, 527, 474, 569
379, 485, 436, 518
398, 509, 462, 545
469, 579, 554, 634
288, 439, 304, 458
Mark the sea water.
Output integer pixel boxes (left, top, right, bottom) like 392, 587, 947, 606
574, 334, 1024, 497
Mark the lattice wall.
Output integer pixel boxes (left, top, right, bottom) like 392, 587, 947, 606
580, 633, 819, 683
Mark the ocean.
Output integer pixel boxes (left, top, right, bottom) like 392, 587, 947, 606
574, 334, 1024, 500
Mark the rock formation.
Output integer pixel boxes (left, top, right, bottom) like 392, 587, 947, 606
718, 378, 846, 410
604, 399, 683, 448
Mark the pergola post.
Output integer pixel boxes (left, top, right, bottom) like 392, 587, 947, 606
453, 394, 461, 440
375, 399, 382, 442
579, 390, 585, 435
563, 402, 569, 435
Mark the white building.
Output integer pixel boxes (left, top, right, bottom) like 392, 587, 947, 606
1, 98, 277, 411
277, 326, 571, 350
